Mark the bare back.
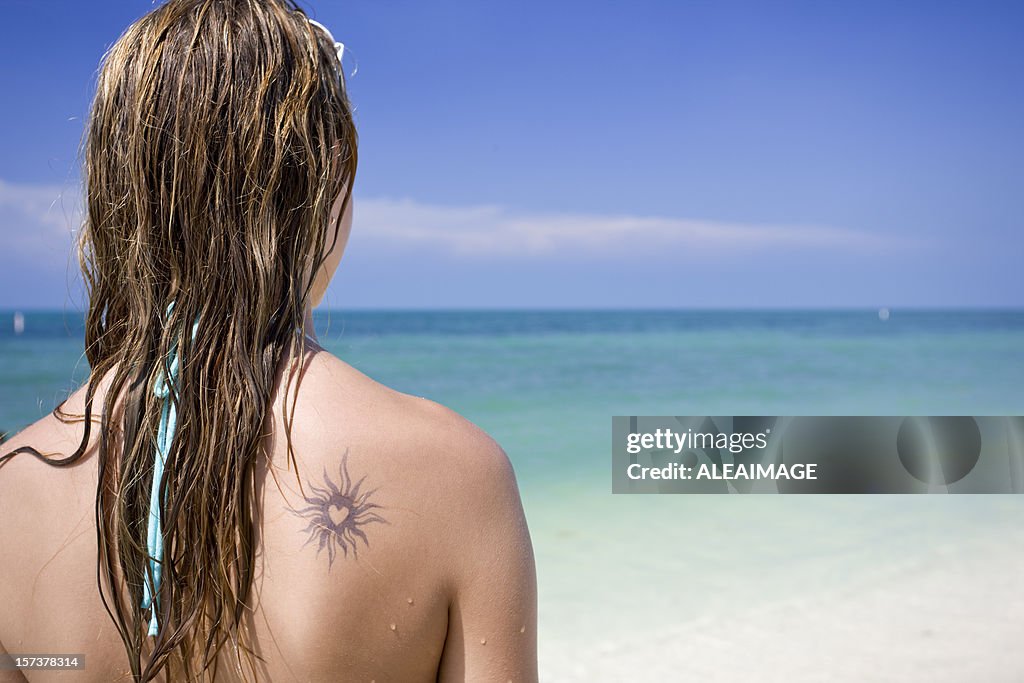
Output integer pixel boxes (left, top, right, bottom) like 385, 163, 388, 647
0, 347, 538, 682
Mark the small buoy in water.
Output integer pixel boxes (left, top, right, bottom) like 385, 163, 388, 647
13, 311, 25, 335
878, 307, 890, 322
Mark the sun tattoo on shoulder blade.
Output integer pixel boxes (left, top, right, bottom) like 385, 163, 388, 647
290, 450, 387, 568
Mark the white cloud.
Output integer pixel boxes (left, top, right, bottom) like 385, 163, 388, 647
353, 196, 905, 257
0, 179, 81, 269
0, 179, 904, 270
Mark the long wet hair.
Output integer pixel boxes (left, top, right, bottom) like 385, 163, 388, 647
0, 0, 357, 679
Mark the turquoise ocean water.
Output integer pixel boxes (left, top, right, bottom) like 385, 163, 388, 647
2, 309, 1023, 677
5, 309, 1021, 476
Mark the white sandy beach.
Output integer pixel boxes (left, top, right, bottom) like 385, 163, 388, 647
533, 493, 1024, 681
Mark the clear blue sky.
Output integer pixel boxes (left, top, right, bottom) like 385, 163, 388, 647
1, 0, 1022, 308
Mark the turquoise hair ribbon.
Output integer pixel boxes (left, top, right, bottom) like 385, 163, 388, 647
141, 304, 199, 637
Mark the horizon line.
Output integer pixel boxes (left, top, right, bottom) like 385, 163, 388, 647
2, 305, 1023, 314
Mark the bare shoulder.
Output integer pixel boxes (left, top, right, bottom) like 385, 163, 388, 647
0, 369, 110, 468
290, 349, 519, 499
278, 347, 529, 576
0, 387, 97, 538
396, 392, 522, 525
0, 395, 92, 499
270, 347, 533, 605
391, 383, 514, 486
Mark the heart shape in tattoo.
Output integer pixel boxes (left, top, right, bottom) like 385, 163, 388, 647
327, 502, 350, 527
292, 451, 387, 568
